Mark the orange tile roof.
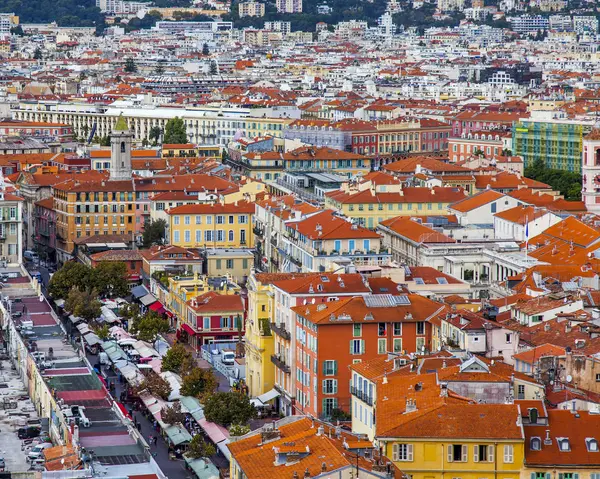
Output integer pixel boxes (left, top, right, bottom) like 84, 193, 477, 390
512, 343, 566, 364
167, 200, 255, 215
379, 216, 455, 243
494, 205, 551, 225
293, 294, 444, 324
187, 291, 244, 313
450, 189, 505, 213
289, 210, 380, 240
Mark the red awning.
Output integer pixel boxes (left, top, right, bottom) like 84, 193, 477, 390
180, 323, 197, 336
165, 310, 174, 318
117, 402, 132, 420
148, 302, 166, 314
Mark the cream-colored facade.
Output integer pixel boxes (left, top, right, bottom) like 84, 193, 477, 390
244, 273, 275, 397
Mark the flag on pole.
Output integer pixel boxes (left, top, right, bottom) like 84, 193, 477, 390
525, 216, 529, 248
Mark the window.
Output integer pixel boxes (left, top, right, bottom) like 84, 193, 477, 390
378, 338, 387, 354
353, 324, 362, 337
323, 360, 337, 376
392, 444, 413, 462
184, 230, 191, 243
174, 216, 180, 225
322, 379, 337, 394
322, 398, 337, 416
393, 338, 402, 353
216, 215, 224, 224
517, 384, 525, 399
474, 444, 494, 462
195, 215, 202, 224
216, 259, 222, 269
184, 215, 190, 225
203, 317, 210, 330
229, 230, 234, 241
205, 230, 213, 242
228, 215, 234, 224
447, 444, 467, 462
174, 231, 180, 243
557, 438, 570, 452
530, 437, 541, 451
505, 333, 512, 343
503, 445, 513, 463
416, 322, 425, 335
196, 231, 201, 243
596, 373, 600, 382
226, 259, 234, 269
378, 322, 386, 336
217, 230, 224, 242
350, 339, 365, 355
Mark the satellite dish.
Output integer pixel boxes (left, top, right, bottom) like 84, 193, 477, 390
566, 375, 573, 383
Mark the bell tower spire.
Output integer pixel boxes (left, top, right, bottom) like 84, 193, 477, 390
110, 113, 132, 181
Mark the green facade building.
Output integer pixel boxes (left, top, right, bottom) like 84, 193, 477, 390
512, 120, 593, 172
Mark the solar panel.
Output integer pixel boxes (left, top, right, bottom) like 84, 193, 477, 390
393, 295, 411, 306
364, 294, 411, 308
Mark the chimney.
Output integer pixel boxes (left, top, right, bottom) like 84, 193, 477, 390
304, 468, 311, 478
440, 383, 448, 397
544, 430, 552, 446
321, 463, 327, 473
317, 425, 324, 436
405, 398, 417, 413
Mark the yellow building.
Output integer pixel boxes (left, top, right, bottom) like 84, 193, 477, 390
244, 272, 276, 397
167, 200, 255, 248
161, 143, 197, 157
378, 403, 524, 479
204, 249, 254, 283
163, 272, 241, 322
325, 181, 466, 229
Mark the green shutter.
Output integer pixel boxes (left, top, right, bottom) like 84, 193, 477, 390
322, 361, 327, 375
333, 360, 338, 375
530, 474, 536, 479
322, 380, 326, 394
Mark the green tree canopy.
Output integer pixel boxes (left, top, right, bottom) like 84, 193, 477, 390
142, 219, 167, 248
130, 311, 170, 343
203, 392, 256, 427
148, 126, 162, 146
525, 158, 582, 201
180, 367, 217, 399
124, 58, 137, 73
161, 401, 185, 425
202, 43, 209, 55
65, 287, 102, 322
90, 261, 129, 298
163, 117, 188, 144
186, 435, 216, 459
161, 343, 194, 374
136, 371, 171, 400
49, 262, 91, 299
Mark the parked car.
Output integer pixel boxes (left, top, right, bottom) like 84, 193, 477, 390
23, 251, 39, 263
18, 426, 41, 439
27, 443, 52, 462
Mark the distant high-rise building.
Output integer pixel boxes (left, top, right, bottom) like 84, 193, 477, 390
573, 15, 599, 34
582, 129, 600, 213
0, 13, 18, 38
264, 21, 291, 35
437, 0, 466, 12
276, 0, 302, 14
239, 2, 265, 17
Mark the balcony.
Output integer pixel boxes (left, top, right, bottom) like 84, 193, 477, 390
289, 255, 303, 267
350, 386, 373, 406
253, 225, 264, 237
271, 354, 290, 373
270, 322, 291, 341
270, 236, 278, 247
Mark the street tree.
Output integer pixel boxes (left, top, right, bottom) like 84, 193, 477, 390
163, 117, 188, 144
203, 392, 256, 427
202, 43, 209, 55
130, 311, 170, 343
142, 219, 167, 247
148, 126, 162, 145
229, 424, 250, 436
180, 367, 217, 399
161, 343, 193, 374
161, 401, 185, 425
186, 435, 216, 459
90, 261, 129, 298
95, 324, 110, 340
137, 371, 171, 400
154, 63, 165, 75
209, 60, 218, 75
124, 58, 137, 73
33, 47, 42, 60
49, 262, 91, 299
65, 287, 102, 322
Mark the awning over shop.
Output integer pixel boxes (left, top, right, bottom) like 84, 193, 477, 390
102, 341, 128, 362
68, 314, 82, 324
116, 402, 132, 420
131, 285, 149, 299
109, 326, 132, 340
216, 439, 231, 461
180, 323, 197, 336
163, 423, 192, 446
257, 389, 280, 404
184, 457, 220, 479
148, 301, 166, 314
100, 306, 120, 324
76, 323, 91, 335
139, 293, 158, 307
180, 396, 204, 423
54, 299, 65, 308
198, 418, 229, 444
84, 333, 101, 347
133, 340, 159, 359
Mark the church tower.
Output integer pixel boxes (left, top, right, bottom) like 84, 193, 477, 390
110, 114, 133, 181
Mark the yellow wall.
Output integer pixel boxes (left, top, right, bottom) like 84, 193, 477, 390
245, 275, 275, 397
205, 253, 253, 283
324, 198, 451, 229
169, 211, 254, 248
383, 440, 524, 479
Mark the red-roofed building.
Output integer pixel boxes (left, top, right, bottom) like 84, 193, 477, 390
181, 291, 245, 349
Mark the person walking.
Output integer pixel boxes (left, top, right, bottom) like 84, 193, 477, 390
153, 435, 158, 446
148, 435, 154, 446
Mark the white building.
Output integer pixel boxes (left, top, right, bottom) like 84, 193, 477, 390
508, 14, 550, 34
493, 205, 561, 242
573, 15, 599, 35
276, 0, 302, 13
264, 21, 291, 35
377, 12, 396, 37
0, 13, 17, 37
449, 190, 522, 227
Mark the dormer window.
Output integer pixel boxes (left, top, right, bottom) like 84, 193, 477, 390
530, 437, 541, 451
557, 438, 570, 452
586, 438, 599, 452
